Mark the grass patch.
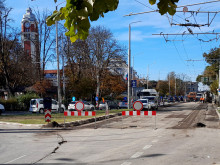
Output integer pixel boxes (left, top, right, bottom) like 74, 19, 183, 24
0, 109, 131, 124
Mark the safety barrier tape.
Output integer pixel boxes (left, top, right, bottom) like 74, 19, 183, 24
64, 111, 96, 116
122, 111, 156, 116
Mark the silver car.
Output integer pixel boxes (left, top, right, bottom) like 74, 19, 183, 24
137, 99, 151, 110
68, 101, 95, 111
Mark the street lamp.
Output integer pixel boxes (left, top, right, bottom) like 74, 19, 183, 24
128, 21, 141, 110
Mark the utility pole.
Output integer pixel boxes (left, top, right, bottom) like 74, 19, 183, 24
56, 5, 61, 112
175, 77, 177, 96
169, 73, 171, 96
61, 34, 65, 101
218, 55, 220, 106
132, 56, 134, 100
147, 65, 149, 89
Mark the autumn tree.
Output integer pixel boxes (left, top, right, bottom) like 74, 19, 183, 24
0, 1, 34, 96
100, 71, 126, 97
63, 26, 126, 100
34, 9, 56, 79
32, 79, 52, 97
87, 26, 126, 99
156, 80, 169, 96
197, 47, 220, 94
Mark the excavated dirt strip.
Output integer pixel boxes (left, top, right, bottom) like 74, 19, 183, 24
171, 103, 208, 129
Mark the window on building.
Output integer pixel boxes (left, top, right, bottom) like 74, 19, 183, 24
25, 28, 30, 32
24, 34, 30, 40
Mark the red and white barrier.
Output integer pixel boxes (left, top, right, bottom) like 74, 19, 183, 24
64, 111, 96, 116
45, 109, 51, 122
122, 111, 156, 116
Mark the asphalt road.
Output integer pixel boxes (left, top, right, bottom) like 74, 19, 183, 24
0, 102, 220, 165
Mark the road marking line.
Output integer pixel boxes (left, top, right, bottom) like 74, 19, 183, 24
152, 139, 158, 143
143, 145, 152, 150
131, 152, 143, 159
4, 155, 26, 164
121, 162, 132, 165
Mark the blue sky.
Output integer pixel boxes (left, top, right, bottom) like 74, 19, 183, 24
5, 0, 220, 83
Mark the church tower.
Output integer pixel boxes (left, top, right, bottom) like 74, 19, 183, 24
21, 7, 39, 63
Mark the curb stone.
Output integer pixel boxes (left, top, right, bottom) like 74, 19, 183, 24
59, 113, 121, 128
215, 105, 220, 120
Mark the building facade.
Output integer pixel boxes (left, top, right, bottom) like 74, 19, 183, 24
186, 81, 199, 94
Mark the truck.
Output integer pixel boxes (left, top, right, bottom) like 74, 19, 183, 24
187, 92, 196, 102
137, 89, 159, 109
195, 93, 203, 102
138, 89, 158, 99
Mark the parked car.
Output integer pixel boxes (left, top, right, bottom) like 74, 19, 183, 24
99, 100, 119, 110
68, 101, 95, 111
118, 101, 128, 109
142, 96, 158, 110
168, 96, 174, 102
0, 104, 5, 115
83, 101, 95, 111
68, 101, 77, 111
137, 99, 151, 110
29, 98, 66, 114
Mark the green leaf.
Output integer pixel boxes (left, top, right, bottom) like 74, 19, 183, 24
149, 0, 156, 5
157, 0, 177, 15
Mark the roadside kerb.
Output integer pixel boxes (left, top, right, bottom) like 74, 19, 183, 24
215, 104, 220, 120
60, 112, 121, 128
64, 111, 96, 128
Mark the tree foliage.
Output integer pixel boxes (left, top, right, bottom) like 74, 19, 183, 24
197, 47, 219, 87
32, 80, 53, 97
47, 0, 179, 42
0, 1, 35, 96
63, 26, 126, 100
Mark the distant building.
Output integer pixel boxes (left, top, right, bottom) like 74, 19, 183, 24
44, 70, 58, 86
108, 59, 128, 79
21, 7, 40, 63
186, 81, 198, 93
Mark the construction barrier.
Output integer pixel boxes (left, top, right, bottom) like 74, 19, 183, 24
45, 109, 51, 122
64, 111, 96, 116
122, 111, 156, 116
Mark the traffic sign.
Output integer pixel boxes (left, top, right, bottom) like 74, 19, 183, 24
131, 80, 137, 88
133, 101, 143, 111
45, 109, 51, 122
72, 97, 76, 101
123, 97, 127, 101
75, 101, 84, 111
95, 97, 99, 101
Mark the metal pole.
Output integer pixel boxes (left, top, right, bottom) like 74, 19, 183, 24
62, 34, 65, 100
219, 56, 220, 106
175, 77, 176, 96
128, 21, 141, 110
169, 74, 171, 96
132, 56, 134, 100
147, 65, 149, 89
128, 24, 131, 110
56, 6, 61, 112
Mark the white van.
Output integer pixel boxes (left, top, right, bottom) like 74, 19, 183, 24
29, 98, 65, 113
